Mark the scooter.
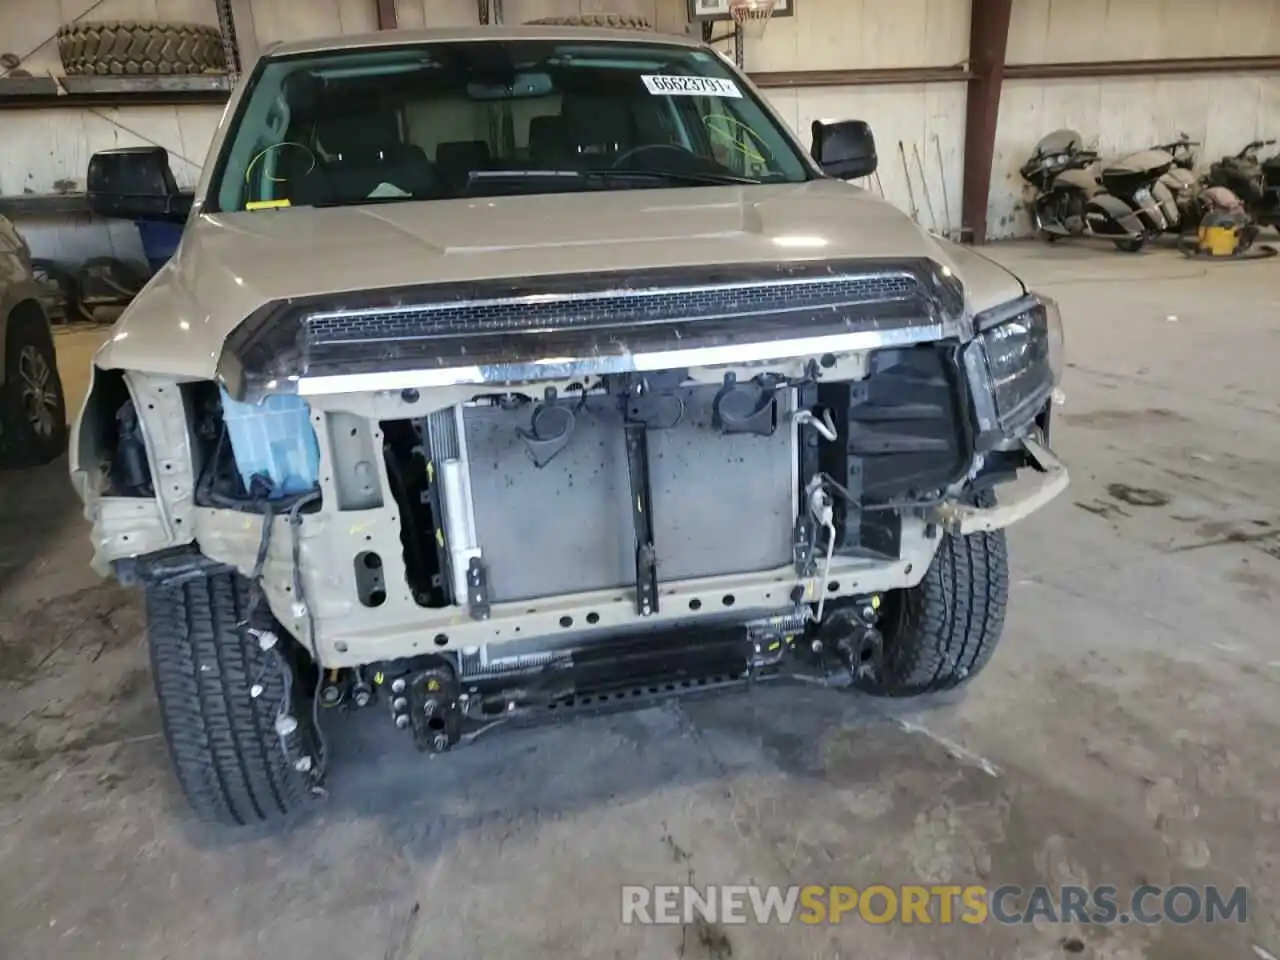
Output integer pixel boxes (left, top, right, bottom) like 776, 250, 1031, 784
1021, 129, 1149, 251
1207, 139, 1280, 227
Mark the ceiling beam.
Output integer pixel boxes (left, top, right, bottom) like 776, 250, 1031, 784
751, 66, 973, 88
375, 0, 397, 30
960, 0, 1013, 244
1005, 55, 1280, 80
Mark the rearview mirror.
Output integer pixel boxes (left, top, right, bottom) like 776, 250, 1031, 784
467, 71, 554, 100
87, 146, 192, 224
810, 119, 878, 180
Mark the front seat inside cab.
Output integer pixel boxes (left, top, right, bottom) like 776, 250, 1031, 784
295, 107, 437, 205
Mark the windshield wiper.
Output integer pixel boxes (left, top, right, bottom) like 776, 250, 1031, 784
309, 195, 420, 209
466, 168, 761, 188
468, 169, 582, 183
596, 168, 761, 186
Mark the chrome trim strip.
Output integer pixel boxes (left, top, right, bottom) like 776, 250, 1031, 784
296, 322, 953, 396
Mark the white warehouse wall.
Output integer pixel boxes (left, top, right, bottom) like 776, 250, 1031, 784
988, 0, 1280, 238
0, 0, 225, 196
749, 0, 971, 237
395, 0, 689, 32
8, 0, 1274, 254
1, 0, 972, 260
2, 0, 222, 259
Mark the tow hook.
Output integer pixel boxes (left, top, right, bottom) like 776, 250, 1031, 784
816, 598, 884, 682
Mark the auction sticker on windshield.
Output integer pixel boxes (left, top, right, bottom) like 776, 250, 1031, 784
642, 75, 742, 98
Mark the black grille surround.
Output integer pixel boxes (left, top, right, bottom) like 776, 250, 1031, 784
217, 258, 967, 400
304, 272, 921, 343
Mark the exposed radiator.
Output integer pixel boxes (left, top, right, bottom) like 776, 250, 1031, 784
426, 407, 461, 461
423, 405, 480, 604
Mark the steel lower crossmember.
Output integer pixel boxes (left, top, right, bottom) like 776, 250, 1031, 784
371, 602, 885, 751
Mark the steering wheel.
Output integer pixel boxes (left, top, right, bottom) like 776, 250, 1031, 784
610, 143, 700, 169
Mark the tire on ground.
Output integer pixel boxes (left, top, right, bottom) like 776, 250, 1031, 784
0, 306, 68, 468
56, 21, 227, 76
855, 498, 1010, 697
524, 14, 653, 29
146, 572, 317, 825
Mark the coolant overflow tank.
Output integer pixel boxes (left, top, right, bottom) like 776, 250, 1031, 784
218, 388, 321, 498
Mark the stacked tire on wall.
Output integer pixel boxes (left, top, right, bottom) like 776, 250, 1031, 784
524, 14, 653, 29
57, 21, 227, 76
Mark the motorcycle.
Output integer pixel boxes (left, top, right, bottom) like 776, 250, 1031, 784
1097, 146, 1177, 237
1149, 136, 1201, 230
1207, 139, 1280, 227
1021, 129, 1149, 252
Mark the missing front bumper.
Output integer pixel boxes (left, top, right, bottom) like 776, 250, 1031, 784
382, 607, 881, 751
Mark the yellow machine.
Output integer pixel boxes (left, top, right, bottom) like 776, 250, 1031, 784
1179, 189, 1275, 260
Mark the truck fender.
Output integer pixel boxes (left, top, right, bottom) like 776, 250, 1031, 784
1086, 194, 1146, 237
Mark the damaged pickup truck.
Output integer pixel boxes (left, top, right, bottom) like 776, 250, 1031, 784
71, 24, 1068, 825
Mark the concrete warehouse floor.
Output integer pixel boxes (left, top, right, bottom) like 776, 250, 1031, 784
1, 242, 1279, 960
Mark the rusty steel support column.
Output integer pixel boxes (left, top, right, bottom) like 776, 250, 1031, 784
376, 0, 397, 29
216, 0, 260, 82
960, 0, 1013, 244
214, 0, 240, 82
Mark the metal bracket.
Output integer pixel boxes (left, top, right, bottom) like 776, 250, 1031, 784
816, 602, 884, 683
466, 557, 491, 620
792, 512, 817, 577
794, 383, 821, 575
409, 664, 460, 753
624, 423, 659, 617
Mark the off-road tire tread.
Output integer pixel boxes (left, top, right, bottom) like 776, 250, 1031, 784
860, 500, 1009, 697
524, 14, 653, 29
56, 21, 226, 76
0, 310, 67, 468
146, 573, 310, 825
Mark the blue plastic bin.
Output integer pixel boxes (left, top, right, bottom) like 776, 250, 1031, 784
219, 388, 321, 498
135, 220, 184, 273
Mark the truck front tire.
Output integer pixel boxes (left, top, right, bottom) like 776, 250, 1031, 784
857, 520, 1010, 697
146, 572, 317, 825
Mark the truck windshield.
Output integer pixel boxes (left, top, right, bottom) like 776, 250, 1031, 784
208, 39, 811, 212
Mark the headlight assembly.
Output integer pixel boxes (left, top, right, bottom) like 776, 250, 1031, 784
965, 293, 1061, 445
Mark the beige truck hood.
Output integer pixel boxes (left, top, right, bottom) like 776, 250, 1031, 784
95, 180, 1023, 379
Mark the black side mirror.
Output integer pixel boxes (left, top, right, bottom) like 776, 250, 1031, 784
87, 146, 193, 223
810, 119, 878, 180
